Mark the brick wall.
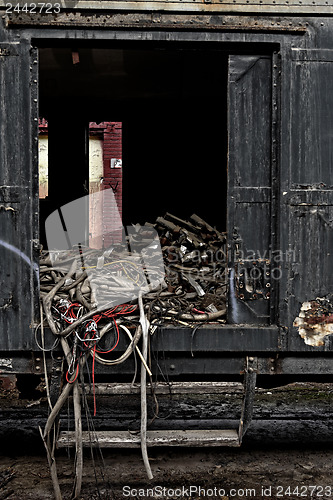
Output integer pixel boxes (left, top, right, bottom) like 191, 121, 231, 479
39, 120, 123, 248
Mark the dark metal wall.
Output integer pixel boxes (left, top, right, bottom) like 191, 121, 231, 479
0, 34, 39, 351
0, 8, 332, 367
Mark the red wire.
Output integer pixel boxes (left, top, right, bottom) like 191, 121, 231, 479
193, 308, 205, 314
58, 301, 138, 416
92, 344, 97, 416
66, 362, 79, 384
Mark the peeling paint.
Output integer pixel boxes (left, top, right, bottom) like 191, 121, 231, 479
0, 294, 12, 311
294, 295, 333, 346
0, 358, 13, 370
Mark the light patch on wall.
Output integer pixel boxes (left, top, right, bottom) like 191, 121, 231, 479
293, 295, 333, 346
89, 136, 104, 184
89, 136, 104, 249
39, 134, 48, 198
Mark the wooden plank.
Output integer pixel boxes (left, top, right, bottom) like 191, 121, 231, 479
83, 381, 244, 396
57, 429, 240, 448
1, 0, 331, 15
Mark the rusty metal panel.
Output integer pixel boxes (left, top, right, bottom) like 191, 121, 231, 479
0, 0, 331, 15
287, 206, 333, 351
3, 12, 308, 31
277, 49, 333, 352
0, 40, 38, 351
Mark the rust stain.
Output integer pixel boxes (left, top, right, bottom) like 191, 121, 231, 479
294, 296, 333, 346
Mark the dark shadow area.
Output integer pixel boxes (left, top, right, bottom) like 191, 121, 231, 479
39, 46, 228, 242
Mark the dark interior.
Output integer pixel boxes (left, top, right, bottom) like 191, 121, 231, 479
38, 45, 228, 247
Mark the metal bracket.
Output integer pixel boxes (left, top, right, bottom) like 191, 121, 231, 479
238, 356, 257, 444
235, 260, 271, 300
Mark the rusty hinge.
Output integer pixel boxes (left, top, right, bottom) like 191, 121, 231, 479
235, 259, 271, 300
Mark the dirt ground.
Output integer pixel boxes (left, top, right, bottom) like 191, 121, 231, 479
2, 444, 333, 500
1, 382, 333, 500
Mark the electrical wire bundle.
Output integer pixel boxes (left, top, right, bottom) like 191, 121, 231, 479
37, 212, 228, 500
39, 260, 148, 500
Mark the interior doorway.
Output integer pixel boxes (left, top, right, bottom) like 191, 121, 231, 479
38, 44, 228, 250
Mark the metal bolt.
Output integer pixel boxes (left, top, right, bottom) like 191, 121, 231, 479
248, 367, 254, 373
170, 364, 175, 371
249, 357, 254, 362
36, 366, 41, 371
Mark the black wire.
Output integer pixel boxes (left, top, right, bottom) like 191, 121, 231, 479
190, 322, 207, 358
80, 374, 105, 500
150, 329, 173, 420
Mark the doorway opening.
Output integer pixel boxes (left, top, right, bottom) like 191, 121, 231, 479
38, 44, 228, 250
37, 43, 231, 328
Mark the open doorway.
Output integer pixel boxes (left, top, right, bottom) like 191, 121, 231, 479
38, 119, 123, 249
37, 43, 276, 329
38, 44, 231, 327
38, 44, 228, 248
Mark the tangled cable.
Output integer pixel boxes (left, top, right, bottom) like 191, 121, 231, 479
38, 213, 228, 499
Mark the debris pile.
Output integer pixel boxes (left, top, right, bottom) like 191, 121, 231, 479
39, 212, 227, 328
150, 212, 227, 320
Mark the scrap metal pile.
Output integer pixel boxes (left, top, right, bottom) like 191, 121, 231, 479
37, 213, 227, 500
39, 212, 227, 331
